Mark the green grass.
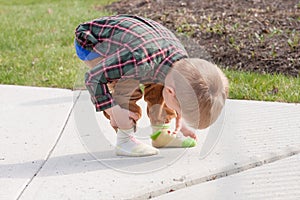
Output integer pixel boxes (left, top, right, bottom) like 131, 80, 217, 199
0, 0, 112, 88
0, 0, 299, 103
224, 69, 299, 103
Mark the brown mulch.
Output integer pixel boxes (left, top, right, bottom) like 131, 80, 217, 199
103, 0, 300, 77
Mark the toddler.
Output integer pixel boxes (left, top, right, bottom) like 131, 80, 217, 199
75, 14, 228, 157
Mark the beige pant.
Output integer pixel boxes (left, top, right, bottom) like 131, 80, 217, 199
103, 79, 176, 130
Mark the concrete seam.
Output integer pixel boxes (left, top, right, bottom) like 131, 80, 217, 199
15, 91, 81, 200
132, 149, 300, 200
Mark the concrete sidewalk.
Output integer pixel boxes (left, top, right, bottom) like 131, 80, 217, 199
0, 85, 299, 200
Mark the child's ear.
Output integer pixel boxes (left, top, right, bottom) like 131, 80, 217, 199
165, 86, 176, 97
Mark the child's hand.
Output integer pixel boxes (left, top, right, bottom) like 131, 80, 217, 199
174, 115, 197, 140
181, 127, 197, 140
105, 105, 139, 129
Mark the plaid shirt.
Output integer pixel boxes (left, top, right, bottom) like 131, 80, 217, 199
75, 15, 188, 111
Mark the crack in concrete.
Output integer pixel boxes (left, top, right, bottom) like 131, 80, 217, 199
132, 148, 300, 200
16, 91, 81, 200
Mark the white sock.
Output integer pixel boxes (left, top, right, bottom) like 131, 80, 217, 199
115, 128, 159, 157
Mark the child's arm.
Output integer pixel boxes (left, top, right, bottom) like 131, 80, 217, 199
105, 105, 138, 130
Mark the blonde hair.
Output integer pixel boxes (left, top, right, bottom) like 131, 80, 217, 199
171, 58, 229, 129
